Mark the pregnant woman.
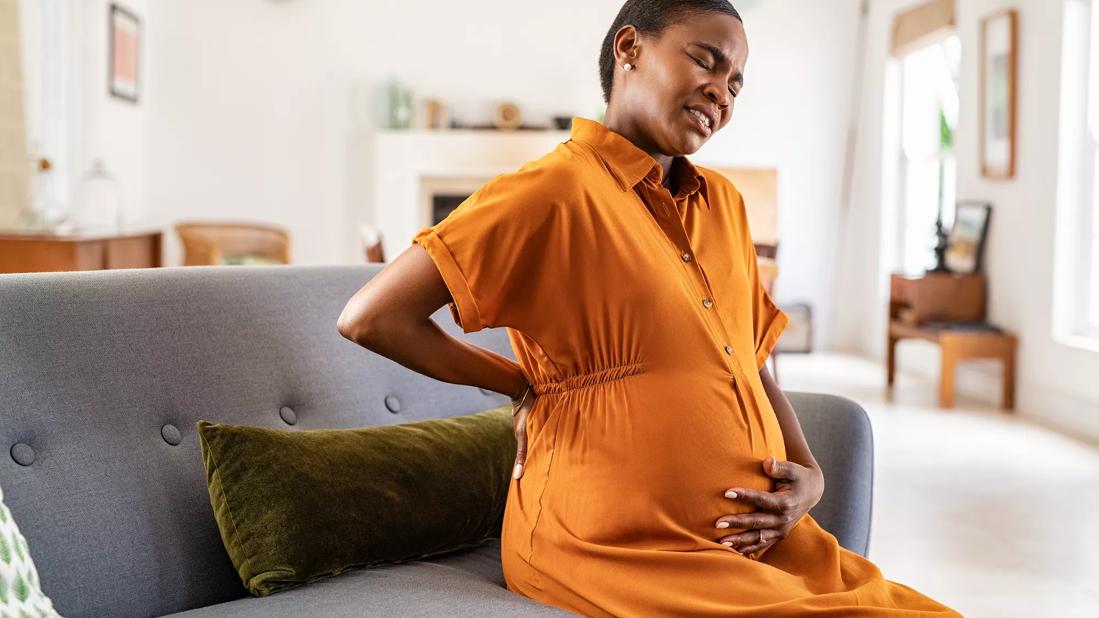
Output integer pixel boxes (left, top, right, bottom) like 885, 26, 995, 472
338, 1, 962, 615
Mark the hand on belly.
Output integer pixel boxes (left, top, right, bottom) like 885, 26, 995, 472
712, 456, 825, 558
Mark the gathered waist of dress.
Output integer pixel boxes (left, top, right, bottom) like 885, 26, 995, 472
531, 362, 646, 395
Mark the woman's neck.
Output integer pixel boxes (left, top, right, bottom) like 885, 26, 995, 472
603, 110, 675, 185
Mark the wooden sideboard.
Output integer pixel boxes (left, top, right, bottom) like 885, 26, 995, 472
0, 229, 163, 274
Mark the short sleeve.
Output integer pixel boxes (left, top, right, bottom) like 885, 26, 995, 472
747, 244, 789, 370
725, 183, 790, 371
411, 165, 562, 334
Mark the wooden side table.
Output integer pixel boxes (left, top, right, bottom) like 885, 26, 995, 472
0, 229, 163, 274
887, 320, 1017, 410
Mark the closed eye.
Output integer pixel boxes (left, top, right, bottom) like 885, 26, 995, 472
690, 55, 711, 70
689, 54, 738, 98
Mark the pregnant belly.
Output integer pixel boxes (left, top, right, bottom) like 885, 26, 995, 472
528, 372, 782, 548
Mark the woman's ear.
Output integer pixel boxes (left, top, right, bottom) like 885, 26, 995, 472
613, 25, 640, 69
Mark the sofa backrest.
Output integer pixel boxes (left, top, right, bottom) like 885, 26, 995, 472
0, 265, 515, 617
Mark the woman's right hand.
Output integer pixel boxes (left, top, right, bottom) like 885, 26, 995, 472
512, 385, 536, 480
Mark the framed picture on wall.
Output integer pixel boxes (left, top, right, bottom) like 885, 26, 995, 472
979, 9, 1017, 179
109, 4, 140, 103
945, 202, 993, 274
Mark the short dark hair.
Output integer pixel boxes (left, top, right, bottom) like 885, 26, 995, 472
598, 0, 742, 104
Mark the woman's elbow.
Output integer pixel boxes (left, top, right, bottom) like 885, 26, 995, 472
337, 300, 379, 344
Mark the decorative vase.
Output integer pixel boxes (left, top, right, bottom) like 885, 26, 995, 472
73, 160, 123, 233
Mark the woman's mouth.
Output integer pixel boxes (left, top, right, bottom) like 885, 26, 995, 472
685, 107, 713, 137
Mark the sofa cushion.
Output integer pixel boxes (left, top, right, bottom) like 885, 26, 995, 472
0, 484, 60, 617
197, 404, 517, 596
163, 539, 577, 617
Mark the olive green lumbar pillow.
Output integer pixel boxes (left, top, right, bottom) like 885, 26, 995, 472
197, 404, 516, 597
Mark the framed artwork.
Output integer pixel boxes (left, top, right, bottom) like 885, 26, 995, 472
944, 202, 992, 274
980, 9, 1017, 179
109, 4, 140, 103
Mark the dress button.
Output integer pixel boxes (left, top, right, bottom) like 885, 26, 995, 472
724, 345, 733, 355
730, 377, 737, 389
681, 252, 692, 263
702, 298, 713, 309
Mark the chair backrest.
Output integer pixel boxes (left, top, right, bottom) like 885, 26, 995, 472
174, 221, 291, 265
786, 391, 874, 557
0, 265, 514, 617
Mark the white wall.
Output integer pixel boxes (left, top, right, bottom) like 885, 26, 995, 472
836, 0, 1099, 441
138, 0, 857, 355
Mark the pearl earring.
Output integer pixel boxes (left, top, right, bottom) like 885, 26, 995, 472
623, 63, 633, 72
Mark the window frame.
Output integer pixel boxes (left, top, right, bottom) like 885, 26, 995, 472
1053, 0, 1099, 351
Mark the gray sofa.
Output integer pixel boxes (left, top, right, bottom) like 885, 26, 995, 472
0, 265, 873, 617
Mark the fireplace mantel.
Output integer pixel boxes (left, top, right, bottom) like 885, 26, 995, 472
371, 129, 570, 260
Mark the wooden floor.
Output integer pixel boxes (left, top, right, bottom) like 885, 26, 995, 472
779, 352, 1099, 618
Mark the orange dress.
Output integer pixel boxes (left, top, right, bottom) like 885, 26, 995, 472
412, 117, 961, 617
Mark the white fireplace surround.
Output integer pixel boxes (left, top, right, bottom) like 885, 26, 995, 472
371, 128, 570, 260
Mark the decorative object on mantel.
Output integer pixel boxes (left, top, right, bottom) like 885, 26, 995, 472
553, 116, 573, 131
980, 8, 1017, 179
385, 78, 413, 129
943, 201, 991, 274
492, 102, 522, 130
421, 98, 449, 130
73, 159, 124, 233
109, 3, 141, 103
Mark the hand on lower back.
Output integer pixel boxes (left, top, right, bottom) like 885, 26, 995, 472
512, 392, 537, 480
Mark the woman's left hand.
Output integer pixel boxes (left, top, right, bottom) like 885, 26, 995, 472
715, 456, 825, 556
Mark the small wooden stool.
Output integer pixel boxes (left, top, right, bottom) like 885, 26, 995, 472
887, 321, 1017, 410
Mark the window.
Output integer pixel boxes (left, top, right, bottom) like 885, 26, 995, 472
897, 36, 960, 275
1087, 0, 1099, 333
1054, 0, 1099, 348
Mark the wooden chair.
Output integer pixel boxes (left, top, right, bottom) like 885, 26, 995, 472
360, 224, 385, 263
174, 221, 291, 266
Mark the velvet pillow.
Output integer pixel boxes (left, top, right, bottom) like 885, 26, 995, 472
197, 403, 515, 596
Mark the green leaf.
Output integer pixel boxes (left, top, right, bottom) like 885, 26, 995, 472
12, 533, 24, 562
13, 571, 28, 602
0, 570, 8, 603
0, 532, 11, 564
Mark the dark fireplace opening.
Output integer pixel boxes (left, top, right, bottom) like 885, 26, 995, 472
432, 194, 472, 225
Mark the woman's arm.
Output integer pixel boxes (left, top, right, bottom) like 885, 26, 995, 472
337, 243, 528, 401
758, 365, 820, 473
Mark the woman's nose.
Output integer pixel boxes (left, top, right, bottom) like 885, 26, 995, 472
704, 84, 730, 111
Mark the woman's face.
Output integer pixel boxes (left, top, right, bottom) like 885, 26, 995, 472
612, 12, 748, 156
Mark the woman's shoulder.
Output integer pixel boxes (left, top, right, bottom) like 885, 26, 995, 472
475, 142, 590, 205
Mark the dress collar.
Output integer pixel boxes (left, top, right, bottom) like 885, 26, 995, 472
569, 116, 709, 207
